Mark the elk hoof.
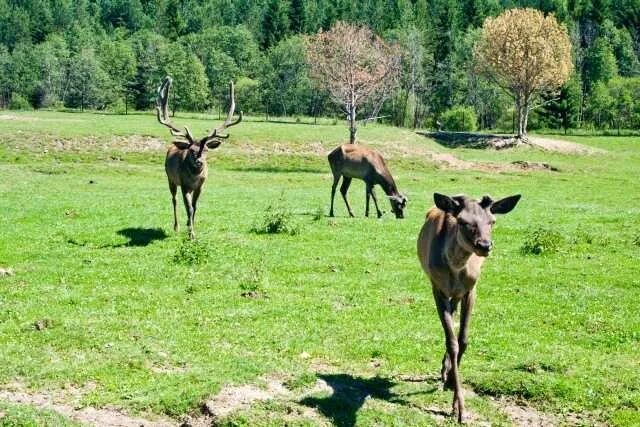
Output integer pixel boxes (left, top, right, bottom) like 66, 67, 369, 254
174, 225, 179, 232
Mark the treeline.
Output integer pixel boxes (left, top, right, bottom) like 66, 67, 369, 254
1, 0, 639, 131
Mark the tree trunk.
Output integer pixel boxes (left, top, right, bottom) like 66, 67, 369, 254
349, 104, 357, 144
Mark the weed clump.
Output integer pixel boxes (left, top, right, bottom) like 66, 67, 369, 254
521, 227, 564, 255
172, 238, 211, 265
252, 201, 300, 235
238, 263, 268, 298
312, 205, 324, 221
634, 233, 640, 247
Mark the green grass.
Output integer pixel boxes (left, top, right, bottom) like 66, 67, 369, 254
0, 111, 639, 425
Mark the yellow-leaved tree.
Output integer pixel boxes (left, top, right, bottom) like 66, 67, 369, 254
474, 8, 573, 139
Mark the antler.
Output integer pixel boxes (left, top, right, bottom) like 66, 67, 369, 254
202, 81, 243, 144
156, 77, 195, 144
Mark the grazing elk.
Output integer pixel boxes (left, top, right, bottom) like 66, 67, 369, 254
328, 144, 407, 218
156, 76, 242, 239
417, 193, 521, 423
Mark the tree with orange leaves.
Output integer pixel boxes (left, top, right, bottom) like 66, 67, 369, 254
474, 8, 573, 139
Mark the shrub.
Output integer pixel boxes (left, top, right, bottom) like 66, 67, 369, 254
238, 262, 268, 294
251, 200, 300, 235
440, 105, 478, 131
109, 98, 127, 115
521, 227, 564, 255
172, 238, 211, 265
9, 94, 31, 110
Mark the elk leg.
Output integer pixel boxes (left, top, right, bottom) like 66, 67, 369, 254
181, 188, 195, 239
191, 187, 202, 236
330, 175, 340, 217
365, 182, 371, 217
457, 288, 476, 366
340, 177, 354, 217
433, 288, 464, 423
169, 182, 179, 232
369, 186, 382, 218
442, 298, 460, 390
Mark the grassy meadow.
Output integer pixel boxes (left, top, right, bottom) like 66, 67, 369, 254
0, 111, 639, 426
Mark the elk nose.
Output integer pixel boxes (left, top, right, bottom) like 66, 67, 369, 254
476, 239, 492, 252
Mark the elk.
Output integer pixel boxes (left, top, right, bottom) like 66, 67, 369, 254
328, 144, 407, 219
156, 76, 242, 239
417, 193, 521, 423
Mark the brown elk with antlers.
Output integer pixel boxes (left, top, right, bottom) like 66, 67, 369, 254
417, 193, 521, 423
156, 77, 242, 239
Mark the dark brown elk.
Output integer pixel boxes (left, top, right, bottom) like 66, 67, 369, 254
417, 193, 521, 423
156, 76, 242, 239
328, 144, 407, 218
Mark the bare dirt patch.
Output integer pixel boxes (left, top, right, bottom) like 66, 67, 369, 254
0, 386, 175, 427
527, 136, 604, 155
202, 376, 290, 420
490, 397, 558, 426
0, 114, 40, 122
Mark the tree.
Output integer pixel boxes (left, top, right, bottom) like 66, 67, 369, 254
98, 36, 136, 111
305, 21, 401, 143
586, 81, 613, 127
260, 0, 289, 49
262, 35, 311, 117
474, 8, 573, 139
584, 37, 618, 86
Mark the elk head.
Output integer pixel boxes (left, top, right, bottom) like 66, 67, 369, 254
434, 193, 521, 257
388, 194, 407, 219
156, 76, 242, 172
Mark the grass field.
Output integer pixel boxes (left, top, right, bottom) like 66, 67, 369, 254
0, 111, 639, 426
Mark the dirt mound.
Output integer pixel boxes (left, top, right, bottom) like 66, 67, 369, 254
511, 160, 559, 171
527, 136, 604, 154
0, 114, 39, 121
421, 131, 604, 155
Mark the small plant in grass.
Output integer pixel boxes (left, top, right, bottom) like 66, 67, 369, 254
238, 263, 268, 297
633, 233, 640, 247
172, 238, 211, 265
312, 205, 324, 221
520, 227, 564, 255
284, 372, 317, 391
251, 199, 300, 235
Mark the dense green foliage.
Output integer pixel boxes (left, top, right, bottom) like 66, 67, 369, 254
0, 0, 639, 130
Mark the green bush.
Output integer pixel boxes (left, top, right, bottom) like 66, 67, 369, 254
251, 200, 300, 235
440, 105, 478, 131
521, 227, 564, 255
9, 94, 32, 110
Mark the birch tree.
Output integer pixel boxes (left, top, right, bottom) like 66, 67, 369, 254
305, 21, 401, 143
474, 8, 572, 139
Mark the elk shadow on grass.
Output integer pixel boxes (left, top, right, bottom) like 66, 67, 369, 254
114, 227, 168, 247
299, 373, 441, 427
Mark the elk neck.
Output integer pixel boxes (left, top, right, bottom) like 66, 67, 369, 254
443, 218, 473, 272
377, 171, 400, 197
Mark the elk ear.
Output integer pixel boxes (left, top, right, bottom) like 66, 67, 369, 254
490, 194, 521, 214
480, 195, 493, 209
173, 140, 191, 149
206, 140, 222, 149
434, 193, 461, 215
